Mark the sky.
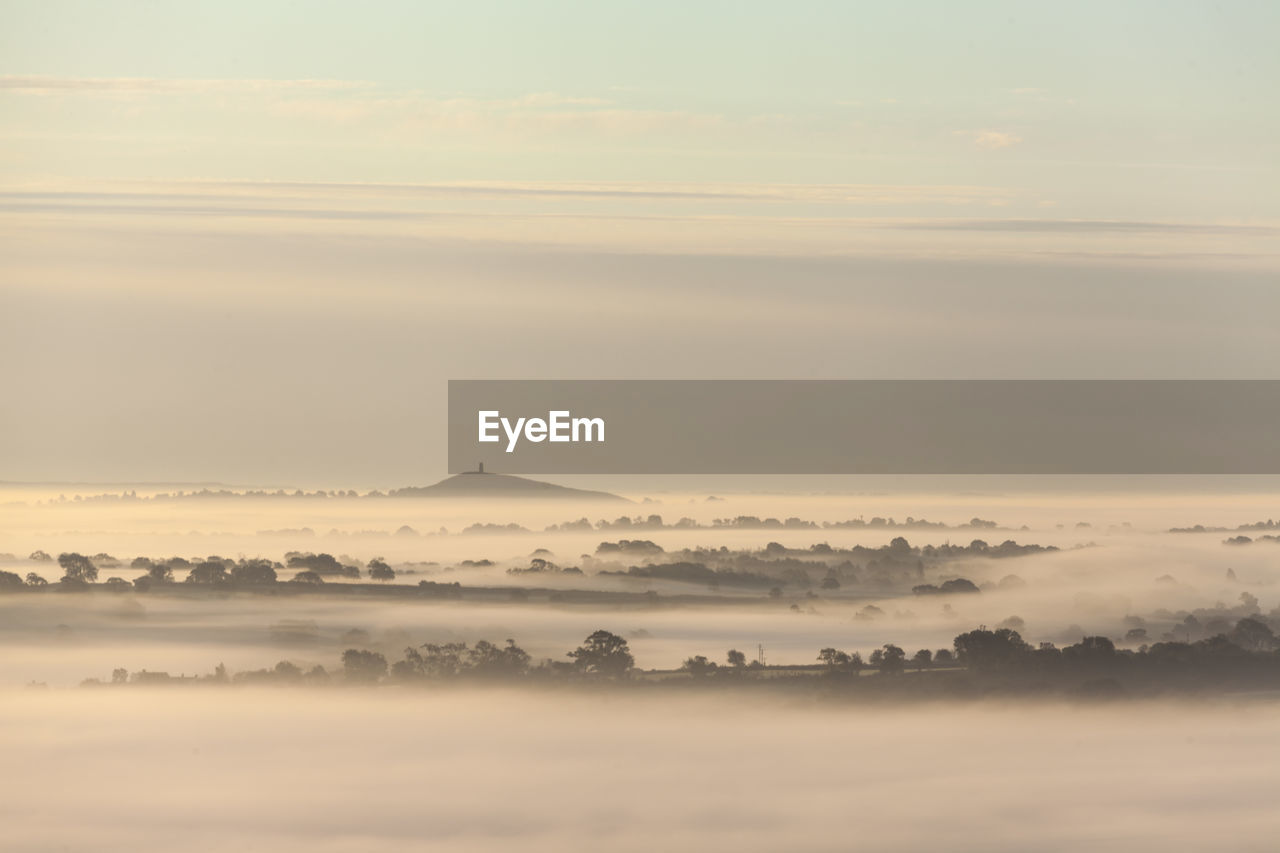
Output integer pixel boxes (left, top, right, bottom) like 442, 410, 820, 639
1, 1, 1277, 485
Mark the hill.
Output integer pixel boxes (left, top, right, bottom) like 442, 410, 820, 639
388, 470, 627, 502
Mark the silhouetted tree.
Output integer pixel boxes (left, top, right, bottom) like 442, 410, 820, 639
341, 649, 387, 684
878, 644, 906, 676
1230, 617, 1276, 652
185, 561, 228, 585
290, 570, 324, 585
368, 558, 395, 582
954, 628, 1032, 671
25, 572, 48, 587
1062, 635, 1118, 666
818, 648, 854, 671
682, 655, 718, 678
467, 639, 531, 677
145, 563, 173, 584
272, 661, 303, 682
57, 552, 97, 584
568, 630, 634, 677
726, 649, 747, 668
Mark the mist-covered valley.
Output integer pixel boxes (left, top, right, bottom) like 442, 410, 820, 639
4, 484, 1280, 851
3, 484, 1278, 686
6, 688, 1280, 853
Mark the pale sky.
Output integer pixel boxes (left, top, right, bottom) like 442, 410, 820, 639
1, 1, 1277, 485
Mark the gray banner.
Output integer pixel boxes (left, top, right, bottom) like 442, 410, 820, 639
447, 380, 1280, 474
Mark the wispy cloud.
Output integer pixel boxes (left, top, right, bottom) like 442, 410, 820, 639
0, 180, 1019, 207
964, 130, 1024, 150
0, 75, 373, 94
890, 219, 1279, 236
3, 185, 1273, 267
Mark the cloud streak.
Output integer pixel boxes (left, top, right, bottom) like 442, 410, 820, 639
0, 75, 373, 94
961, 130, 1024, 149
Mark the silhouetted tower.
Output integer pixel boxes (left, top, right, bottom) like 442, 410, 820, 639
478, 462, 485, 474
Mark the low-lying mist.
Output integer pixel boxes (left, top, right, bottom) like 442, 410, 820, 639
3, 488, 1278, 685
4, 688, 1278, 852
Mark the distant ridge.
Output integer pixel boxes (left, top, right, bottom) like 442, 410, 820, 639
389, 469, 628, 502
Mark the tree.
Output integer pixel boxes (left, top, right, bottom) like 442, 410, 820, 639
1062, 636, 1119, 667
341, 649, 388, 684
912, 649, 933, 668
818, 648, 854, 671
0, 570, 23, 591
290, 570, 324, 585
368, 558, 396, 582
185, 561, 228, 585
145, 563, 173, 584
28, 550, 52, 562
467, 639, 531, 678
726, 649, 747, 668
272, 661, 303, 683
568, 630, 634, 677
878, 644, 906, 676
58, 552, 97, 584
1230, 617, 1276, 652
25, 572, 48, 587
954, 628, 1032, 671
682, 655, 718, 678
230, 559, 277, 585
418, 643, 468, 678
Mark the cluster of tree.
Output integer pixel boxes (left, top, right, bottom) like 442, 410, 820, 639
416, 580, 463, 599
877, 621, 1280, 696
84, 630, 638, 688
544, 514, 1006, 533
596, 540, 665, 555
1224, 534, 1280, 546
599, 561, 775, 588
507, 557, 583, 575
1170, 519, 1280, 533
678, 645, 954, 678
82, 617, 1280, 698
38, 488, 370, 506
284, 552, 361, 578
461, 522, 529, 535
585, 536, 1048, 592
674, 618, 1280, 696
912, 578, 980, 595
1, 552, 401, 592
358, 630, 636, 683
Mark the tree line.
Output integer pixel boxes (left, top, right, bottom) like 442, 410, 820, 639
80, 618, 1280, 699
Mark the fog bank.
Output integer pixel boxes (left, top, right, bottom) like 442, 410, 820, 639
4, 689, 1278, 852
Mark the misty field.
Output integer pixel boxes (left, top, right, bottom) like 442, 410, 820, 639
3, 486, 1280, 850
4, 689, 1280, 852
